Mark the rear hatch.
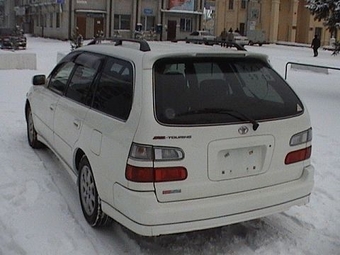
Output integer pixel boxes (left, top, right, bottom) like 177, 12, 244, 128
136, 55, 311, 202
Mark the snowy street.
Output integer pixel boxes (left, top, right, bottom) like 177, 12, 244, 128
0, 37, 339, 255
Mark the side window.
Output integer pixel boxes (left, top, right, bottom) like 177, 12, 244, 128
65, 53, 103, 105
93, 57, 133, 120
49, 62, 75, 94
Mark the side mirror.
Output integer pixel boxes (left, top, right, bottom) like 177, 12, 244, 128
32, 75, 46, 86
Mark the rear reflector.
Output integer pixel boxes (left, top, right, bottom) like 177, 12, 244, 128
126, 165, 187, 182
285, 146, 312, 165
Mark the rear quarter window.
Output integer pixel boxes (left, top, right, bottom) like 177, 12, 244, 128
92, 57, 133, 121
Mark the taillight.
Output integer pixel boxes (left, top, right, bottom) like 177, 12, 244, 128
126, 143, 187, 182
285, 146, 312, 165
154, 167, 187, 182
125, 165, 154, 182
126, 165, 187, 182
290, 128, 312, 146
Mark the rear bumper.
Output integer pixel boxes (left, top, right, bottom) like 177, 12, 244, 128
104, 165, 314, 236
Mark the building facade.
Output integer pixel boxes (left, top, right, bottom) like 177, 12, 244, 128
10, 0, 205, 41
6, 0, 340, 46
214, 0, 338, 46
1, 0, 15, 28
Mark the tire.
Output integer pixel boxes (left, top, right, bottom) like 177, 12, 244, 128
78, 156, 111, 227
26, 106, 43, 149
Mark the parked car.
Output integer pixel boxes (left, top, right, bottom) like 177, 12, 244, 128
25, 39, 314, 237
247, 30, 268, 46
0, 27, 27, 50
186, 30, 216, 45
233, 32, 250, 46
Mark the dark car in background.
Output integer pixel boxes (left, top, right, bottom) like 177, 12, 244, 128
0, 27, 27, 50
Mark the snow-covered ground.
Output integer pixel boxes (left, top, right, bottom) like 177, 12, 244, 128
0, 37, 339, 255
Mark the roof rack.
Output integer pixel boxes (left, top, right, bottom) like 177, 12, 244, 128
172, 39, 247, 51
87, 37, 151, 52
112, 38, 151, 52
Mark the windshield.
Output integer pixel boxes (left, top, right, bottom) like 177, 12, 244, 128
153, 57, 303, 125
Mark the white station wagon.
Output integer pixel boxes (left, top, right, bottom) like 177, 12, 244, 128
25, 39, 314, 236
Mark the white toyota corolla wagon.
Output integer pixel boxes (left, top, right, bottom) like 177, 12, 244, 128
25, 39, 314, 236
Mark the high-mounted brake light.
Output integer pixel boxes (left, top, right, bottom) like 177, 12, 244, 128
285, 146, 312, 165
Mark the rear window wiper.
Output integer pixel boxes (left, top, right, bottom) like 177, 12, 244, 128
178, 108, 259, 131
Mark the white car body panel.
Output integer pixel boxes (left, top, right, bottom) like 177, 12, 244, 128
53, 97, 89, 170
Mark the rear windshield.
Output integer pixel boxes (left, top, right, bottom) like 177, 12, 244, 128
154, 57, 303, 125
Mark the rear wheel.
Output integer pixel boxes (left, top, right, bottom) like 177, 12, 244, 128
26, 106, 43, 149
78, 156, 111, 227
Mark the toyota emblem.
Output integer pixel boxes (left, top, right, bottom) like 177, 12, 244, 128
238, 126, 249, 135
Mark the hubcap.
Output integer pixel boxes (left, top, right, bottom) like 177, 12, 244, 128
80, 165, 96, 215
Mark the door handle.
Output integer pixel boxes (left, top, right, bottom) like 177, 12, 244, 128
73, 120, 81, 129
49, 104, 55, 111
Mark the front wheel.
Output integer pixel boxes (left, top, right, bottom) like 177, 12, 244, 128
78, 156, 111, 227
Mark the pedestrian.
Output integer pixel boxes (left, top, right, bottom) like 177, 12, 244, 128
227, 28, 234, 48
220, 28, 227, 47
311, 35, 321, 57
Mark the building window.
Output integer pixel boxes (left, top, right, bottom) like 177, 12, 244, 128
39, 14, 43, 27
315, 27, 322, 38
141, 16, 155, 31
229, 0, 234, 10
50, 13, 53, 27
180, 18, 192, 32
239, 23, 245, 35
241, 0, 247, 9
114, 15, 131, 30
56, 13, 60, 28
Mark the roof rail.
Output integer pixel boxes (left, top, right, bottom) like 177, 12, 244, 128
172, 39, 247, 51
112, 38, 151, 52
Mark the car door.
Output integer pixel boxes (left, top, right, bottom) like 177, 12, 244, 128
32, 62, 75, 146
53, 53, 104, 168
